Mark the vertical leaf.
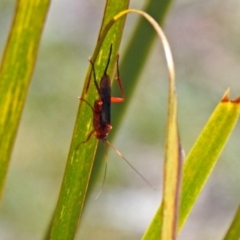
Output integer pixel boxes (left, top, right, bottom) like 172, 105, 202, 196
50, 1, 129, 239
0, 0, 50, 197
179, 91, 240, 229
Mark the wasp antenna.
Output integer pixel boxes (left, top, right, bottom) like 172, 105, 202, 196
105, 140, 156, 190
103, 44, 113, 75
94, 141, 109, 200
89, 58, 101, 95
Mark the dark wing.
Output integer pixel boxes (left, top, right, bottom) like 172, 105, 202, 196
100, 74, 111, 126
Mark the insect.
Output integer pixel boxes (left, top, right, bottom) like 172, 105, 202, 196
79, 44, 124, 143
79, 45, 154, 193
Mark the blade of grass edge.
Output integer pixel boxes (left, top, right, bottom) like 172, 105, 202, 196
223, 204, 240, 240
49, 1, 129, 239
142, 89, 240, 239
0, 0, 50, 198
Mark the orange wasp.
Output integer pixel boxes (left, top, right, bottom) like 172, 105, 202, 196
79, 45, 153, 193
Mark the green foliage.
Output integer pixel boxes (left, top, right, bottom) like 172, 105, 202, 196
179, 92, 240, 230
0, 0, 50, 197
0, 0, 240, 240
143, 91, 240, 239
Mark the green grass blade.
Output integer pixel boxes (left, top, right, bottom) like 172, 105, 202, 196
143, 90, 240, 239
161, 127, 182, 240
223, 204, 240, 240
179, 90, 240, 229
49, 1, 129, 239
0, 0, 50, 198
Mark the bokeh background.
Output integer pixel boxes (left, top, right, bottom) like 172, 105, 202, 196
0, 0, 240, 239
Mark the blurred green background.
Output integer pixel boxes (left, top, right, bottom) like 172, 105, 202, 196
0, 0, 240, 239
